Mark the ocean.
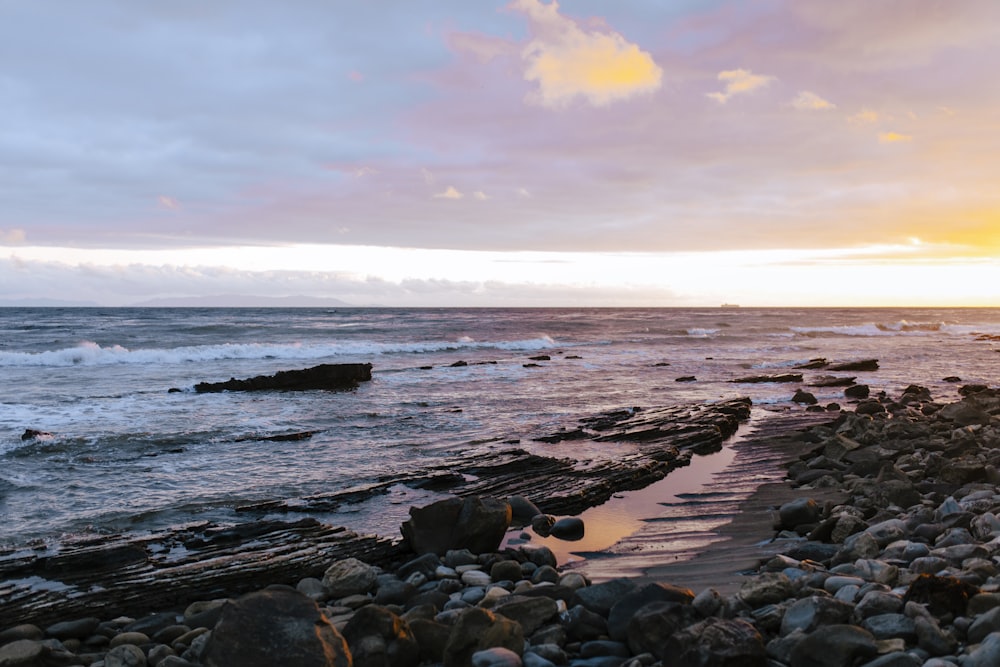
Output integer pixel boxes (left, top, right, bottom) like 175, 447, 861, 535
2, 307, 999, 552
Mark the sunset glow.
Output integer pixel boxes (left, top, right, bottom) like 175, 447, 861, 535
2, 0, 999, 307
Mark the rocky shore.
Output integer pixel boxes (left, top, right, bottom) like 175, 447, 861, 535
5, 383, 1000, 666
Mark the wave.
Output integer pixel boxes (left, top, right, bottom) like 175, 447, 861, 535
0, 336, 559, 367
791, 320, 951, 338
685, 328, 721, 337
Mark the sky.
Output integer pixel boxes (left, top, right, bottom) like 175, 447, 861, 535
2, 0, 999, 307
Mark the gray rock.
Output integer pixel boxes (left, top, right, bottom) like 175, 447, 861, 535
914, 615, 956, 656
0, 640, 47, 667
661, 618, 766, 667
626, 601, 688, 656
788, 624, 878, 667
549, 517, 584, 541
342, 604, 420, 667
579, 640, 630, 658
967, 605, 1000, 644
203, 586, 351, 667
824, 575, 865, 593
691, 587, 724, 618
527, 546, 557, 569
856, 653, 920, 667
531, 565, 560, 585
564, 605, 608, 642
323, 557, 379, 598
124, 611, 180, 637
965, 632, 1000, 667
855, 591, 904, 618
780, 596, 854, 635
531, 515, 556, 537
375, 577, 417, 606
472, 647, 523, 667
409, 618, 451, 664
44, 616, 101, 640
398, 553, 442, 581
509, 496, 542, 524
739, 572, 796, 608
859, 613, 916, 642
522, 651, 557, 667
105, 644, 148, 667
491, 560, 523, 583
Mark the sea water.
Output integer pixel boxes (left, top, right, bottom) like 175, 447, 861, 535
2, 307, 999, 549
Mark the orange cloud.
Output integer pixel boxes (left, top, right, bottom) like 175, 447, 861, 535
511, 0, 662, 108
878, 131, 913, 143
707, 68, 775, 103
849, 109, 880, 124
791, 91, 836, 110
433, 186, 463, 199
0, 228, 26, 244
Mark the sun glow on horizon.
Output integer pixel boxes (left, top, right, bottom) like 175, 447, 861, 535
3, 241, 998, 307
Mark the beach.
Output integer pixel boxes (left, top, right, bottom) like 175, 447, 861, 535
3, 307, 1000, 665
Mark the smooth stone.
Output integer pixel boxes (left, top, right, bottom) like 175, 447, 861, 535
781, 596, 854, 635
124, 611, 180, 637
493, 597, 559, 636
471, 647, 523, 667
788, 624, 878, 667
859, 614, 916, 642
856, 652, 920, 667
549, 518, 585, 541
965, 632, 1000, 667
442, 608, 524, 667
398, 553, 442, 581
574, 578, 636, 616
105, 643, 148, 667
691, 587, 724, 618
579, 640, 630, 658
44, 617, 101, 640
444, 549, 479, 568
967, 605, 1000, 644
607, 582, 695, 641
109, 632, 152, 648
462, 570, 494, 587
0, 640, 47, 666
531, 515, 556, 538
913, 615, 956, 656
0, 625, 44, 643
491, 560, 523, 583
824, 576, 866, 593
564, 605, 608, 642
323, 557, 379, 598
522, 651, 557, 667
855, 591, 904, 618
739, 572, 796, 608
558, 573, 589, 591
526, 546, 557, 569
780, 498, 821, 530
626, 602, 688, 656
509, 496, 542, 524
402, 497, 512, 555
531, 565, 560, 585
341, 604, 420, 667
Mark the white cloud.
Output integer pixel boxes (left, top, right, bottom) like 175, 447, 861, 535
473, 191, 489, 200
0, 229, 27, 244
849, 109, 880, 124
706, 68, 775, 104
510, 0, 662, 108
792, 91, 836, 111
879, 131, 913, 143
157, 195, 180, 210
433, 186, 464, 199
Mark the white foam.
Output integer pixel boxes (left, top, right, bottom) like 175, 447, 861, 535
0, 336, 560, 367
686, 328, 720, 337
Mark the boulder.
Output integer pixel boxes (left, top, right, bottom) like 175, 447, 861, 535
508, 496, 542, 524
731, 374, 803, 384
194, 363, 372, 392
607, 582, 694, 641
548, 517, 584, 541
827, 359, 879, 372
787, 624, 877, 667
626, 601, 688, 656
739, 573, 796, 609
844, 384, 870, 399
780, 596, 854, 635
401, 497, 511, 555
493, 596, 559, 635
792, 390, 818, 405
779, 498, 821, 531
203, 586, 351, 667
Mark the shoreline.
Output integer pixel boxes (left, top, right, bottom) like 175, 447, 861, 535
6, 382, 1000, 665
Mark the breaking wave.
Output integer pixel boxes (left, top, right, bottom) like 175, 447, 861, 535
0, 336, 560, 367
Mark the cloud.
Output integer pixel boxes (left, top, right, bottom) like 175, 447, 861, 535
157, 195, 180, 210
706, 68, 775, 103
473, 191, 489, 200
791, 91, 835, 111
510, 0, 662, 108
433, 186, 464, 199
849, 109, 880, 124
879, 131, 913, 143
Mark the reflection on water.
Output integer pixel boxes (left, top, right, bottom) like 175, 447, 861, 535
506, 443, 738, 564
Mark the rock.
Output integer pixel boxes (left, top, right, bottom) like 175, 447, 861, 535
409, 618, 451, 663
788, 624, 878, 667
397, 553, 442, 581
323, 557, 379, 598
491, 560, 523, 583
401, 497, 512, 555
793, 390, 818, 405
859, 614, 916, 642
739, 573, 796, 608
845, 384, 871, 399
965, 632, 1000, 667
442, 608, 524, 667
675, 376, 697, 382
549, 517, 584, 541
661, 618, 766, 667
626, 601, 688, 656
342, 604, 420, 667
105, 644, 148, 667
732, 373, 803, 383
203, 586, 351, 667
903, 574, 978, 618
508, 496, 542, 524
574, 578, 638, 616
854, 591, 903, 618
780, 596, 854, 635
913, 615, 956, 656
0, 625, 43, 644
828, 359, 879, 372
110, 631, 152, 648
530, 515, 556, 537
20, 429, 53, 440
461, 570, 492, 588
967, 606, 1000, 644
855, 399, 885, 415
194, 363, 372, 392
44, 616, 101, 640
607, 582, 695, 641
779, 498, 821, 530
0, 640, 47, 667
493, 596, 559, 635
471, 647, 523, 667
124, 611, 181, 637
564, 605, 608, 642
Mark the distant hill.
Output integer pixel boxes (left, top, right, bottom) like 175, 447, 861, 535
129, 294, 356, 308
0, 298, 101, 307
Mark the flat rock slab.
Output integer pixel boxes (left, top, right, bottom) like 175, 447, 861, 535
0, 519, 396, 629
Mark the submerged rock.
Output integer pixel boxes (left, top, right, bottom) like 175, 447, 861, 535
193, 363, 372, 392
